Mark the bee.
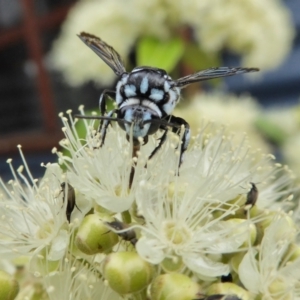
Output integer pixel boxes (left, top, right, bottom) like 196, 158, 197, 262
76, 32, 259, 168
194, 294, 242, 300
59, 182, 80, 222
105, 219, 137, 246
244, 182, 258, 210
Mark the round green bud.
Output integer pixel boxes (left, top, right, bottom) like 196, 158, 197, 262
206, 282, 251, 300
103, 252, 154, 294
161, 256, 184, 273
0, 270, 19, 300
284, 243, 300, 262
75, 214, 119, 255
150, 273, 202, 300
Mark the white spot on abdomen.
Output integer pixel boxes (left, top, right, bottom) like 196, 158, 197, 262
140, 77, 149, 94
149, 88, 164, 101
124, 84, 137, 97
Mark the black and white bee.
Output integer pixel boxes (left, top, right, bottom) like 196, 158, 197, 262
76, 32, 259, 167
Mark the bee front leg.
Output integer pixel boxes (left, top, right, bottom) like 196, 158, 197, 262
99, 109, 117, 146
168, 115, 190, 167
148, 127, 168, 161
99, 89, 116, 116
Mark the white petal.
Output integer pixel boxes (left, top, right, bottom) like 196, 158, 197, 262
47, 229, 69, 261
183, 254, 230, 278
238, 249, 260, 294
135, 237, 165, 264
71, 193, 92, 222
261, 217, 296, 270
95, 194, 135, 213
280, 257, 300, 280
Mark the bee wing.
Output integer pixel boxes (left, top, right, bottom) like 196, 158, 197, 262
78, 32, 126, 76
174, 67, 259, 88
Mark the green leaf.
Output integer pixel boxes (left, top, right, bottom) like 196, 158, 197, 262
182, 43, 220, 72
137, 36, 185, 72
255, 117, 287, 146
182, 43, 222, 86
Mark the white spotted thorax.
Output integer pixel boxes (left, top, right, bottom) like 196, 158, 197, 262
116, 67, 180, 140
116, 67, 180, 112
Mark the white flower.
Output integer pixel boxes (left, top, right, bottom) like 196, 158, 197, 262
50, 0, 170, 86
56, 108, 147, 213
257, 164, 297, 211
188, 0, 294, 70
43, 255, 122, 300
51, 0, 294, 86
175, 92, 270, 154
175, 93, 299, 211
239, 214, 300, 299
0, 147, 70, 262
134, 125, 274, 278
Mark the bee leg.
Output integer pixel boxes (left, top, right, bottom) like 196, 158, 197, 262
148, 127, 168, 161
99, 109, 117, 146
99, 89, 115, 116
168, 115, 190, 167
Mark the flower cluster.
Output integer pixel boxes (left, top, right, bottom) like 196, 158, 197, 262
174, 92, 270, 154
262, 105, 300, 181
51, 0, 294, 86
0, 107, 299, 299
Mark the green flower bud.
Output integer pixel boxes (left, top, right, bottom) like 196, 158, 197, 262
0, 270, 19, 300
150, 273, 202, 300
284, 243, 300, 262
75, 214, 119, 255
161, 256, 184, 273
103, 252, 154, 294
206, 282, 251, 300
